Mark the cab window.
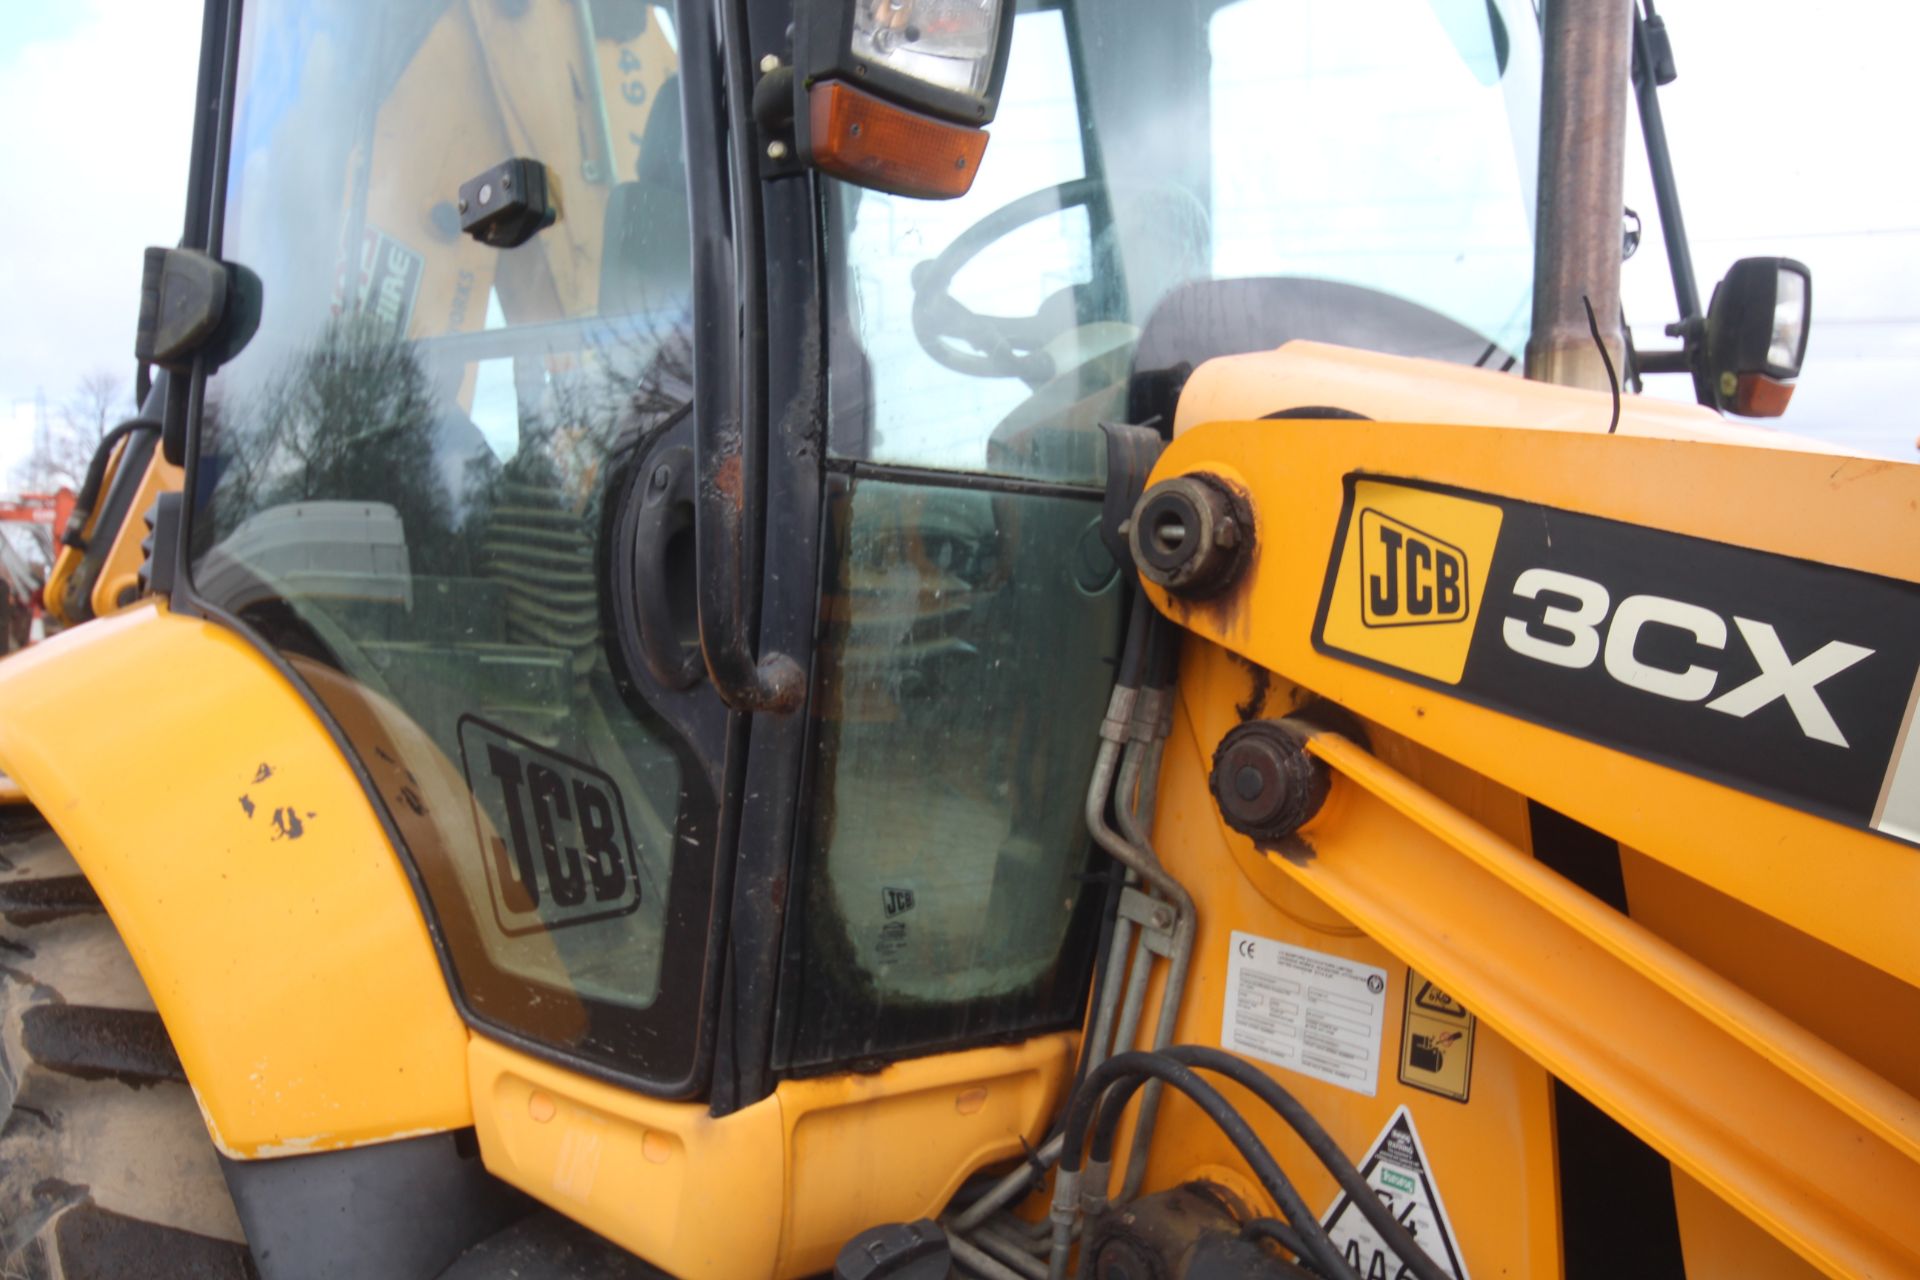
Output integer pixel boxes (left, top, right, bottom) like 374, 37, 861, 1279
187, 0, 713, 1086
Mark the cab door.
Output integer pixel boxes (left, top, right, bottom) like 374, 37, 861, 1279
760, 1, 1127, 1077
176, 0, 742, 1095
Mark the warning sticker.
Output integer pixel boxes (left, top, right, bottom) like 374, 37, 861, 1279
1221, 932, 1387, 1097
1321, 1106, 1470, 1280
1398, 970, 1477, 1103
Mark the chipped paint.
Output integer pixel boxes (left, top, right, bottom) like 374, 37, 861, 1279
195, 1084, 454, 1160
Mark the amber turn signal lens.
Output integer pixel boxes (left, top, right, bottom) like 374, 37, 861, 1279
807, 80, 989, 200
1727, 370, 1795, 418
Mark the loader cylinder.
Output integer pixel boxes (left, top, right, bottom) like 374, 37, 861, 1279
1525, 0, 1634, 391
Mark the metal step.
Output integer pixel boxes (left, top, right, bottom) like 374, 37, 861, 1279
0, 808, 52, 848
51, 1201, 258, 1280
20, 1005, 186, 1087
0, 875, 104, 925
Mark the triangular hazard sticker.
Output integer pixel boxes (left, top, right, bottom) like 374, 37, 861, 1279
1414, 980, 1467, 1017
1320, 1105, 1470, 1280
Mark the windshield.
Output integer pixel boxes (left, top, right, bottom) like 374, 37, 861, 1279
827, 0, 1542, 485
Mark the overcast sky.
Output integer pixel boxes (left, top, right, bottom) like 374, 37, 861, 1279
1, 0, 1915, 480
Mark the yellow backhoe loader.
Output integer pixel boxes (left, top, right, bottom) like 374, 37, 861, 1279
5, 0, 1914, 1278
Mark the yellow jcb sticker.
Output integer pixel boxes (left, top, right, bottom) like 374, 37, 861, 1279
1319, 479, 1504, 684
1398, 970, 1476, 1103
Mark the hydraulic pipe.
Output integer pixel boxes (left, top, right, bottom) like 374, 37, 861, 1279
1525, 0, 1635, 390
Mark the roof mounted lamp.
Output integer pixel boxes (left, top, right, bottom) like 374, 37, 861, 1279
775, 0, 1015, 199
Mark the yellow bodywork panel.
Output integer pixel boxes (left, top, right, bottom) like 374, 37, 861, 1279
1125, 640, 1564, 1277
0, 602, 471, 1156
470, 1032, 1076, 1279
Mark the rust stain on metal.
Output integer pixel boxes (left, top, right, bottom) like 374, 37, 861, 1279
711, 452, 743, 509
1235, 657, 1271, 722
1261, 833, 1316, 867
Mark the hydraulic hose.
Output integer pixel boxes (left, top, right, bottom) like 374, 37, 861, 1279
60, 418, 159, 551
1054, 1052, 1357, 1280
1158, 1047, 1451, 1280
1240, 1217, 1313, 1263
1237, 1222, 1324, 1280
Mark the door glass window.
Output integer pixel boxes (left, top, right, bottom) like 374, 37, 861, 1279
782, 477, 1121, 1066
829, 8, 1105, 484
186, 0, 713, 1084
831, 0, 1541, 488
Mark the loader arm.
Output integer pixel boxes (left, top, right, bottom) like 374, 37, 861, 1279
1129, 358, 1920, 1276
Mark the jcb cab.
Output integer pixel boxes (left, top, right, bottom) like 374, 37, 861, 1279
4, 1, 1912, 1279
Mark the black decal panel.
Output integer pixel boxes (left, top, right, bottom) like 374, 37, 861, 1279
1315, 475, 1920, 842
457, 716, 643, 936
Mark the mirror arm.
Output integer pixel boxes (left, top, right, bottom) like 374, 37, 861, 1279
1631, 1, 1713, 406
1634, 348, 1692, 375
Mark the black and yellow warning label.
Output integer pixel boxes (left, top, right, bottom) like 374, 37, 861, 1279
1398, 970, 1475, 1102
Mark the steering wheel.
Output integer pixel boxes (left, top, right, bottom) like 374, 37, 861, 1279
911, 177, 1108, 386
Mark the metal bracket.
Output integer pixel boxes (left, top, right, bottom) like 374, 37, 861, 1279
1116, 887, 1177, 957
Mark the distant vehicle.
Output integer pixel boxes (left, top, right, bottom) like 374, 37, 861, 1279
0, 493, 66, 648
0, 525, 44, 652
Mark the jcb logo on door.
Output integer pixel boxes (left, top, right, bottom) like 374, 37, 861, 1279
458, 716, 642, 936
1320, 480, 1504, 684
1360, 509, 1469, 627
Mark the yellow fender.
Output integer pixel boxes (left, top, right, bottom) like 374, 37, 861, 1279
0, 602, 470, 1157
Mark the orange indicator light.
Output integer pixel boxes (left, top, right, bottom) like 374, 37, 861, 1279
807, 80, 989, 200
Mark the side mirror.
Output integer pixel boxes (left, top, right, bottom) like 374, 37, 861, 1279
1704, 257, 1811, 418
784, 0, 1016, 199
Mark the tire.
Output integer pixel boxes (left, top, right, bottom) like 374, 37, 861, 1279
0, 806, 256, 1279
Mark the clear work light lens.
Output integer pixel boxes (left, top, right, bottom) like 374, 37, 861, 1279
851, 0, 1004, 97
1769, 267, 1807, 371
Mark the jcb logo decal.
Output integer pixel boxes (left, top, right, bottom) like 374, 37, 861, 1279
1360, 509, 1468, 627
458, 716, 642, 936
1321, 481, 1503, 684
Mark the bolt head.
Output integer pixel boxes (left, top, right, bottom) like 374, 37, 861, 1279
1210, 721, 1330, 842
1128, 474, 1249, 599
759, 53, 781, 73
767, 139, 790, 160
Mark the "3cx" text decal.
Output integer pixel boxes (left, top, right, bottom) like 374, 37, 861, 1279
1503, 569, 1872, 746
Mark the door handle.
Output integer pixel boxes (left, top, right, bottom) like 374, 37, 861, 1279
628, 444, 704, 691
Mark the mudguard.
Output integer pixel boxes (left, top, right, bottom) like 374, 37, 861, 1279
0, 602, 470, 1157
